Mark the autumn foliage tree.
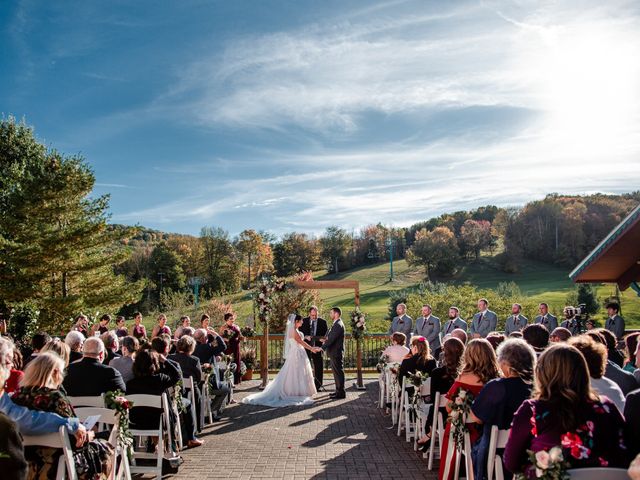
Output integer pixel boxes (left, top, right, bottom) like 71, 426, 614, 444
406, 227, 460, 280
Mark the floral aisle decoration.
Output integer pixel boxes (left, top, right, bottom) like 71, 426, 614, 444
105, 390, 134, 459
515, 446, 569, 480
174, 380, 186, 413
447, 387, 474, 451
350, 307, 367, 340
239, 361, 247, 377
376, 353, 390, 372
407, 370, 430, 412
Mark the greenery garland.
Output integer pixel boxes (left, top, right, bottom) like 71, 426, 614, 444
350, 307, 367, 340
105, 390, 134, 459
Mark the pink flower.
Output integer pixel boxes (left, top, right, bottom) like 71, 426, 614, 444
534, 450, 550, 470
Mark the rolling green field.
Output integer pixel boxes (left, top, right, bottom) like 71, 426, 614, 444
206, 256, 640, 333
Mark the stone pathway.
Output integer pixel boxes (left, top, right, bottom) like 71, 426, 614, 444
170, 378, 438, 479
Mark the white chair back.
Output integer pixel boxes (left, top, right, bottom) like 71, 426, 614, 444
68, 394, 105, 408
419, 377, 431, 397
487, 425, 510, 480
427, 391, 446, 470
22, 425, 77, 480
125, 394, 167, 480
182, 376, 198, 432
567, 468, 630, 480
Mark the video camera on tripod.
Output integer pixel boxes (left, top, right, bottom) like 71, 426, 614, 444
563, 303, 589, 334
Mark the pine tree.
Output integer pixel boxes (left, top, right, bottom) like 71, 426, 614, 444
0, 118, 143, 331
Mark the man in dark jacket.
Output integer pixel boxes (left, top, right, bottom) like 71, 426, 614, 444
62, 337, 126, 396
193, 328, 226, 365
169, 336, 204, 430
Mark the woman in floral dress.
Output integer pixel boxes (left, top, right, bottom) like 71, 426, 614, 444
439, 339, 500, 480
504, 343, 629, 477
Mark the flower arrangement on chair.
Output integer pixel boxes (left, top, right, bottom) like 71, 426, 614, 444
105, 390, 134, 459
447, 387, 474, 451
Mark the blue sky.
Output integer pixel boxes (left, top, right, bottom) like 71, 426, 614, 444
2, 0, 640, 237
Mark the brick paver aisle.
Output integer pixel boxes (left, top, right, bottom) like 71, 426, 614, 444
170, 378, 438, 479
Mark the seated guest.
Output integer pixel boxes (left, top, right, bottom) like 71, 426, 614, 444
0, 344, 27, 480
91, 314, 111, 336
504, 343, 629, 475
101, 331, 121, 365
174, 315, 191, 340
588, 331, 638, 395
449, 328, 468, 345
64, 331, 85, 364
0, 338, 86, 439
110, 336, 138, 383
151, 314, 172, 338
23, 332, 51, 368
549, 327, 572, 343
398, 336, 437, 388
180, 327, 195, 338
114, 316, 128, 338
41, 338, 71, 367
12, 353, 114, 479
594, 328, 625, 368
569, 335, 625, 413
470, 339, 536, 480
522, 324, 549, 355
625, 388, 640, 455
381, 332, 410, 363
126, 349, 203, 447
508, 331, 523, 339
63, 337, 126, 396
623, 333, 640, 373
169, 336, 203, 429
5, 344, 24, 395
193, 328, 226, 365
440, 339, 500, 480
486, 332, 505, 351
131, 312, 147, 340
417, 337, 465, 450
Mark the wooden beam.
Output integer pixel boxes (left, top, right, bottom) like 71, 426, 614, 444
618, 262, 640, 291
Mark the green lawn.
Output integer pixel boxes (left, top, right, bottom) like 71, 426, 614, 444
200, 256, 640, 332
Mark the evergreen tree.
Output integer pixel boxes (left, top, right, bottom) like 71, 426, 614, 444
0, 118, 142, 331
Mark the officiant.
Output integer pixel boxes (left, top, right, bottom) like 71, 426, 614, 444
301, 306, 328, 390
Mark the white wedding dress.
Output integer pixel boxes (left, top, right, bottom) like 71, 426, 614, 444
242, 325, 317, 407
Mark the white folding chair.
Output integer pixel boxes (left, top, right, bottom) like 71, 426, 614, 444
567, 468, 630, 480
22, 425, 76, 480
170, 391, 184, 451
125, 394, 167, 480
182, 376, 198, 434
413, 378, 432, 450
443, 413, 474, 480
200, 372, 214, 427
397, 377, 409, 436
389, 370, 400, 425
487, 426, 510, 480
427, 392, 446, 469
378, 369, 386, 409
68, 394, 105, 408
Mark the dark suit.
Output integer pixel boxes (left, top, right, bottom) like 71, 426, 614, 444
62, 357, 126, 396
624, 388, 640, 454
169, 352, 203, 430
193, 335, 226, 365
301, 316, 328, 389
322, 319, 345, 395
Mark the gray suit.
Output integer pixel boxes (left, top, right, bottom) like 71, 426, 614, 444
605, 315, 625, 340
414, 315, 441, 354
534, 314, 558, 332
560, 319, 580, 336
442, 317, 467, 336
470, 310, 497, 338
388, 314, 413, 346
322, 319, 345, 394
504, 314, 528, 336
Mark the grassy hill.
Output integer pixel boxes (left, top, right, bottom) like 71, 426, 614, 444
166, 256, 640, 333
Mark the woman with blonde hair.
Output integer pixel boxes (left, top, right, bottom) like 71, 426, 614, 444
151, 313, 171, 338
504, 343, 628, 476
12, 353, 114, 479
439, 339, 500, 480
41, 338, 71, 367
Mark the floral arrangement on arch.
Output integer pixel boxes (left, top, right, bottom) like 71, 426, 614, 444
105, 390, 134, 459
515, 446, 569, 480
350, 307, 367, 340
255, 276, 287, 323
240, 325, 255, 337
447, 387, 474, 451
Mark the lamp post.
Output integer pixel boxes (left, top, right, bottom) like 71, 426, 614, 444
385, 237, 395, 281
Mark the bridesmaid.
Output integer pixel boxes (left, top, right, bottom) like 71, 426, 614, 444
132, 312, 147, 340
152, 314, 172, 338
222, 313, 243, 384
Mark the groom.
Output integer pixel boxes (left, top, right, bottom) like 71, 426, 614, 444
321, 307, 346, 399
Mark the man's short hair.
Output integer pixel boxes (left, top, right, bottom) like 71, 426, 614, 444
101, 331, 119, 350
177, 335, 196, 354
181, 326, 195, 338
32, 332, 51, 351
422, 304, 432, 310
83, 337, 105, 357
397, 303, 406, 309
309, 305, 318, 313
65, 331, 85, 351
568, 335, 607, 379
331, 307, 342, 316
193, 328, 207, 342
450, 329, 467, 344
151, 334, 171, 354
550, 327, 572, 342
121, 336, 139, 355
605, 302, 620, 313
449, 306, 459, 314
513, 303, 522, 311
478, 298, 488, 306
522, 324, 549, 351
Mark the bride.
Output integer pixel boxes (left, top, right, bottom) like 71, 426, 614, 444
242, 313, 322, 407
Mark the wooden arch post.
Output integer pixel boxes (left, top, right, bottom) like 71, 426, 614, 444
292, 280, 365, 390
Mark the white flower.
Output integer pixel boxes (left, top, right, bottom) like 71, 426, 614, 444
455, 396, 464, 405
549, 446, 563, 463
450, 410, 460, 420
258, 293, 265, 299
458, 390, 467, 399
535, 450, 550, 470
535, 468, 544, 478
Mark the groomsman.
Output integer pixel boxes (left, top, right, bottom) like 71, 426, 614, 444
605, 302, 625, 341
504, 303, 528, 336
470, 298, 497, 338
413, 304, 441, 358
534, 303, 558, 332
388, 303, 413, 346
301, 306, 328, 390
442, 307, 467, 336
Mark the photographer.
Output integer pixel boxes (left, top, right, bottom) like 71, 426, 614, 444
560, 305, 583, 336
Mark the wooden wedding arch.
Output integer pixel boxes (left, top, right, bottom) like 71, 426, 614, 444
259, 279, 366, 390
